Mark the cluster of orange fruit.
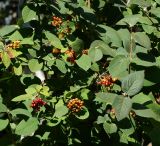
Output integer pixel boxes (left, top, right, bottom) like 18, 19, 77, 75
52, 48, 76, 64
7, 40, 20, 49
65, 48, 76, 64
0, 40, 20, 59
67, 98, 84, 113
97, 73, 117, 87
51, 16, 63, 27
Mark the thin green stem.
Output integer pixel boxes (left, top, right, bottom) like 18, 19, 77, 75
141, 8, 160, 31
36, 0, 43, 51
128, 27, 133, 74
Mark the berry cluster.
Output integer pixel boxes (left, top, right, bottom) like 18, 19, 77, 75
7, 40, 20, 49
67, 98, 84, 113
96, 73, 117, 87
152, 91, 160, 105
52, 48, 61, 54
52, 16, 63, 27
65, 48, 76, 64
31, 97, 46, 111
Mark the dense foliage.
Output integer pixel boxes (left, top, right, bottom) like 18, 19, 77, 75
0, 0, 160, 145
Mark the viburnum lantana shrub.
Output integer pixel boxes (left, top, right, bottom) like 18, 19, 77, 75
0, 0, 160, 145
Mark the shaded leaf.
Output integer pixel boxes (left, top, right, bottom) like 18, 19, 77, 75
15, 117, 38, 136
56, 59, 67, 73
103, 122, 117, 134
122, 71, 144, 96
45, 31, 65, 51
0, 119, 9, 131
113, 96, 132, 121
90, 40, 116, 57
98, 25, 122, 47
76, 54, 91, 71
134, 32, 151, 49
108, 55, 129, 78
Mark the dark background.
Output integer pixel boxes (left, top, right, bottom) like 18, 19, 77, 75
0, 0, 19, 26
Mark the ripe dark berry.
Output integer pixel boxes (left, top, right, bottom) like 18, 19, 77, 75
31, 97, 46, 112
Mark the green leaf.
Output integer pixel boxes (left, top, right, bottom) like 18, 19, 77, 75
132, 57, 155, 67
134, 109, 156, 118
13, 64, 22, 76
97, 116, 106, 124
90, 40, 116, 57
56, 59, 67, 73
98, 25, 122, 47
0, 119, 9, 131
108, 55, 129, 78
54, 100, 68, 118
150, 7, 160, 18
70, 38, 84, 53
22, 5, 38, 22
81, 89, 90, 100
44, 31, 65, 51
47, 118, 61, 127
10, 108, 31, 117
40, 86, 50, 96
103, 122, 117, 134
120, 133, 129, 144
75, 107, 89, 120
121, 71, 144, 96
2, 51, 11, 68
25, 87, 37, 95
155, 0, 160, 4
128, 0, 151, 7
28, 59, 43, 72
142, 24, 157, 34
118, 29, 131, 52
0, 25, 19, 37
117, 14, 141, 27
134, 32, 151, 49
90, 63, 99, 72
88, 45, 103, 62
12, 94, 32, 102
20, 37, 34, 45
8, 30, 23, 41
113, 96, 132, 121
95, 92, 117, 104
15, 117, 38, 136
0, 103, 7, 113
132, 93, 152, 104
76, 54, 91, 71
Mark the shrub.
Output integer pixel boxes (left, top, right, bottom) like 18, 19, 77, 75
0, 0, 160, 145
